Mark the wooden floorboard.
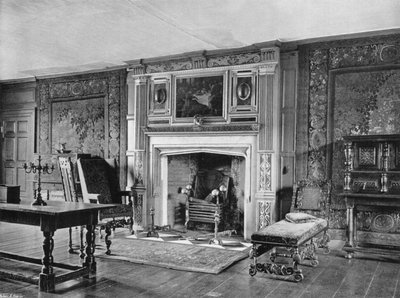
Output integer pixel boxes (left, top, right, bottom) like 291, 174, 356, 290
0, 222, 399, 297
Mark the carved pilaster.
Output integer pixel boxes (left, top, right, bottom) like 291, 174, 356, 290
257, 200, 272, 230
134, 76, 148, 150
258, 153, 272, 192
133, 150, 145, 187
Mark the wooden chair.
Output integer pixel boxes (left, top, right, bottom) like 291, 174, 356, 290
77, 158, 135, 255
249, 179, 331, 282
58, 156, 85, 256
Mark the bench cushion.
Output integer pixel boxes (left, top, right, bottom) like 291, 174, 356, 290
251, 216, 327, 247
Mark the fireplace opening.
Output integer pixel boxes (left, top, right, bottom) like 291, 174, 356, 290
167, 152, 245, 235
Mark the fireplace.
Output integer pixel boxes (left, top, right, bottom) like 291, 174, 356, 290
126, 46, 281, 240
147, 134, 257, 238
168, 152, 245, 233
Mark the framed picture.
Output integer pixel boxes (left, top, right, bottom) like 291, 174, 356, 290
173, 71, 227, 122
149, 77, 170, 116
231, 69, 257, 112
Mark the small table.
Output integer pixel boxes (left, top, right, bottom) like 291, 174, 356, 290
0, 201, 115, 292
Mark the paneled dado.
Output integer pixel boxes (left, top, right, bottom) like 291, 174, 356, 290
297, 33, 400, 242
126, 45, 281, 238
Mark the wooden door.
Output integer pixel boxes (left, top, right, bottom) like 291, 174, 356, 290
0, 111, 35, 200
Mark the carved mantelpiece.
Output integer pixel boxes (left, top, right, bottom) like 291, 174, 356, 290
126, 45, 281, 237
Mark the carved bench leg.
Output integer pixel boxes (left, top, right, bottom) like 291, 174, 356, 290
319, 230, 331, 254
292, 248, 304, 282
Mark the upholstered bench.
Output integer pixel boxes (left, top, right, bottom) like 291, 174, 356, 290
249, 212, 330, 282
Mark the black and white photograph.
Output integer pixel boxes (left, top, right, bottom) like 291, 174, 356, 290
0, 0, 399, 297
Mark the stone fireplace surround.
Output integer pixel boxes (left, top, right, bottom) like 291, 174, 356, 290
148, 134, 257, 239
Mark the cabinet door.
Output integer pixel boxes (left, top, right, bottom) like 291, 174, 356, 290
0, 111, 35, 200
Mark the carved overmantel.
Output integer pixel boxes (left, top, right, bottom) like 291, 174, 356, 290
126, 44, 281, 236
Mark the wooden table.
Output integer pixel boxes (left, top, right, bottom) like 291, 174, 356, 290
0, 201, 115, 292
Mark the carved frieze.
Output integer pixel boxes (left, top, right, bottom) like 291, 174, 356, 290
49, 79, 107, 99
146, 61, 193, 73
207, 53, 261, 68
142, 124, 260, 134
356, 211, 400, 233
128, 47, 280, 75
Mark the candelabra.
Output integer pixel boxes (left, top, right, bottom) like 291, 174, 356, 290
23, 155, 55, 206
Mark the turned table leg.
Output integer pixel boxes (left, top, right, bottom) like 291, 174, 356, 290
80, 226, 85, 259
39, 231, 55, 292
105, 225, 112, 255
83, 224, 97, 275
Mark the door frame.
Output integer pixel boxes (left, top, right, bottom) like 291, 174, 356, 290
0, 108, 35, 200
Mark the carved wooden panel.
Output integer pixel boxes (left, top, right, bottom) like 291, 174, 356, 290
256, 200, 272, 231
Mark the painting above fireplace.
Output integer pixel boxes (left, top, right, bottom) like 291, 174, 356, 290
173, 72, 227, 122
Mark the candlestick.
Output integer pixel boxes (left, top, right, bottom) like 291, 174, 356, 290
23, 155, 55, 206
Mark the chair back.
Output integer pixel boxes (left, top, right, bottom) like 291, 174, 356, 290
77, 158, 122, 204
291, 179, 331, 219
58, 156, 79, 202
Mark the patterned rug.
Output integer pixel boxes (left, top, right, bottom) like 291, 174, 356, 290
97, 232, 251, 274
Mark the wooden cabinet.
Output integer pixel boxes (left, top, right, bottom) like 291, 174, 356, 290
341, 134, 400, 258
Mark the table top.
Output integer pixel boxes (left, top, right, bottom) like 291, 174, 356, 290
0, 201, 116, 216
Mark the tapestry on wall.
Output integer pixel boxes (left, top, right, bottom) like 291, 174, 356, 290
331, 68, 400, 208
300, 36, 400, 230
51, 97, 105, 156
37, 70, 124, 161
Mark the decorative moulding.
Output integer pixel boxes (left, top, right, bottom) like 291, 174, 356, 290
126, 46, 280, 76
149, 76, 171, 116
231, 69, 258, 113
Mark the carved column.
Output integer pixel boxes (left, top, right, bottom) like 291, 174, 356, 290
254, 48, 279, 228
127, 69, 148, 228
